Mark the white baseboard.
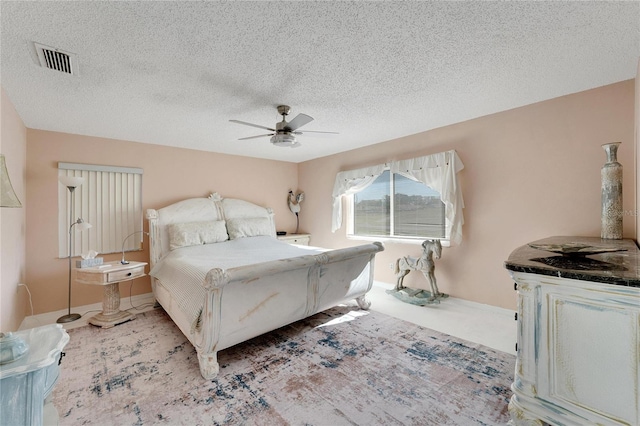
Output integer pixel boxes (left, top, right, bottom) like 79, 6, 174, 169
19, 292, 157, 331
372, 281, 514, 317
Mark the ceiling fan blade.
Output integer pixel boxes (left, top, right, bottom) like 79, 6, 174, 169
296, 130, 339, 138
285, 113, 313, 131
238, 133, 274, 141
230, 120, 276, 132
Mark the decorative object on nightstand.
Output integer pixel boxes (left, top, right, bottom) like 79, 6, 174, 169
0, 324, 69, 425
288, 190, 304, 234
277, 233, 311, 246
58, 175, 92, 324
120, 230, 149, 264
76, 250, 104, 268
0, 154, 22, 208
387, 239, 447, 305
601, 141, 623, 239
75, 261, 147, 328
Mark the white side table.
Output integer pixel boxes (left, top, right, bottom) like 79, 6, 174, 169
0, 324, 69, 425
277, 233, 311, 246
75, 261, 147, 328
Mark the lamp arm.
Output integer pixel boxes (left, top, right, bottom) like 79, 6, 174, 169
121, 230, 149, 264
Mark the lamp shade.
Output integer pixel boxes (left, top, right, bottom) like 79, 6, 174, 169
0, 154, 22, 208
59, 175, 85, 188
75, 220, 92, 232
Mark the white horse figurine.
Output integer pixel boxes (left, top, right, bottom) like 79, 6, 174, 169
394, 239, 443, 301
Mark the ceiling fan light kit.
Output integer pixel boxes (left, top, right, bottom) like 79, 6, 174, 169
270, 133, 300, 148
230, 105, 338, 148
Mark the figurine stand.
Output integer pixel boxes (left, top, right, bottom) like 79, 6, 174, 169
386, 287, 448, 305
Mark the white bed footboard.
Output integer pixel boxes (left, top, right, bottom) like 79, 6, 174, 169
194, 242, 382, 378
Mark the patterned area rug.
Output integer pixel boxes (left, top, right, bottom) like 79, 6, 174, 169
52, 306, 514, 425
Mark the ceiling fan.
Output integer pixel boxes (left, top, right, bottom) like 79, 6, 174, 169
229, 105, 338, 148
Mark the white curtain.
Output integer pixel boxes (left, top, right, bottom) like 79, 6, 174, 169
391, 150, 464, 245
331, 163, 387, 233
331, 150, 465, 245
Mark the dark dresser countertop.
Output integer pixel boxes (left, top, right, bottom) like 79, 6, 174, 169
504, 236, 640, 288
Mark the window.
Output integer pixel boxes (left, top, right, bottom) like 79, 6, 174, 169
332, 150, 464, 244
58, 163, 143, 257
351, 170, 446, 241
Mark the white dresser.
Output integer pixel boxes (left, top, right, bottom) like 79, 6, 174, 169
0, 324, 69, 425
505, 236, 639, 426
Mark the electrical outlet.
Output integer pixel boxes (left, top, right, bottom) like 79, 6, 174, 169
389, 263, 394, 270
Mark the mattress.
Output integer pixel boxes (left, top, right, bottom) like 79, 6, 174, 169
149, 236, 321, 328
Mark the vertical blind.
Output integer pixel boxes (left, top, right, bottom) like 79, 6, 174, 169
58, 163, 143, 258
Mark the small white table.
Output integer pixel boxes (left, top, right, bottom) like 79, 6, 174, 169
0, 324, 69, 425
75, 261, 147, 328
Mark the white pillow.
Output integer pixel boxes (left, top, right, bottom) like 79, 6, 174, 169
227, 217, 273, 239
167, 220, 228, 250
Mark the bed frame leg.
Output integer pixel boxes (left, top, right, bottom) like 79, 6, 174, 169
197, 350, 220, 379
356, 295, 371, 310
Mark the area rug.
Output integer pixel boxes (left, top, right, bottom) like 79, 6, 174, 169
52, 306, 515, 425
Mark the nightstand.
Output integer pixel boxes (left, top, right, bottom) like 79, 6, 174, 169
0, 324, 69, 425
75, 261, 147, 328
277, 233, 311, 246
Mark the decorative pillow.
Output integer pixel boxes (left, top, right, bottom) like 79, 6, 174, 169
167, 220, 228, 250
226, 217, 273, 239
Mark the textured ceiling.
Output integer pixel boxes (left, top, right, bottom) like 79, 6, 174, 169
1, 2, 638, 163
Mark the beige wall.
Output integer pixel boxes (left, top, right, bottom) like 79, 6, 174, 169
26, 131, 299, 315
299, 80, 636, 310
1, 88, 28, 331
7, 78, 637, 319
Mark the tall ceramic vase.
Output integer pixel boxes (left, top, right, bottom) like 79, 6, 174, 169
601, 142, 622, 239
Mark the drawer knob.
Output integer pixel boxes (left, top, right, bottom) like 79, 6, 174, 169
127, 272, 132, 276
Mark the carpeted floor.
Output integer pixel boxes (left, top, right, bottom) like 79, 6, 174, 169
52, 306, 515, 425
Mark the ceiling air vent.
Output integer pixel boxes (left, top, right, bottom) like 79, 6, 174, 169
33, 42, 78, 75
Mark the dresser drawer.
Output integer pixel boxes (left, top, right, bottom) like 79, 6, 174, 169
76, 262, 147, 284
107, 265, 145, 282
289, 236, 310, 245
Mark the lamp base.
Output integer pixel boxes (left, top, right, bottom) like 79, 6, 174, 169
56, 313, 81, 324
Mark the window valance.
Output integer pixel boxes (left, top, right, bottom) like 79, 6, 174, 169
331, 150, 465, 244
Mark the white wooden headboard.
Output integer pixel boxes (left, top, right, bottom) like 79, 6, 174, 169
145, 193, 275, 267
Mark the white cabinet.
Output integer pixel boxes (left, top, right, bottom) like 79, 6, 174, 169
505, 236, 640, 426
0, 324, 69, 425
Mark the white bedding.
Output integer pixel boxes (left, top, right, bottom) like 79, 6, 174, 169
149, 236, 322, 328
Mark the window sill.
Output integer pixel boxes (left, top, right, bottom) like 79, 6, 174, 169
346, 234, 451, 247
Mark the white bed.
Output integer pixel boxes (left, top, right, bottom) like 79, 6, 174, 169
146, 194, 384, 379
